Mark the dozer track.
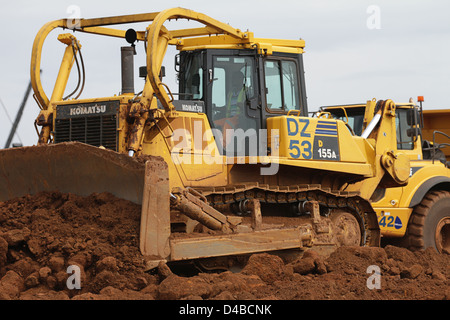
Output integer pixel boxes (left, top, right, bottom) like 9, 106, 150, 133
199, 184, 380, 247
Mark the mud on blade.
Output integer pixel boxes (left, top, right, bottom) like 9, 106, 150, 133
0, 142, 147, 204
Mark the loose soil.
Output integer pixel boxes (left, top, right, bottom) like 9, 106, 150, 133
0, 191, 448, 300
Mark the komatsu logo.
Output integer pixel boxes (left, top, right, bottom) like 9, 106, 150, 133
181, 103, 203, 113
69, 104, 107, 116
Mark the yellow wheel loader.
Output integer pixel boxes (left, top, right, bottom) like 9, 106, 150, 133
0, 8, 413, 269
322, 97, 450, 254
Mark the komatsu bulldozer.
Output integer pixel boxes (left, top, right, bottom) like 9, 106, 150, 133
0, 8, 413, 269
322, 97, 450, 254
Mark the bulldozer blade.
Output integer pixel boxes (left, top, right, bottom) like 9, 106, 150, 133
0, 142, 148, 204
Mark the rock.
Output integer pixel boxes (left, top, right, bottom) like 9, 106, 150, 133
158, 274, 212, 300
292, 257, 316, 275
48, 255, 65, 273
0, 237, 8, 266
96, 256, 119, 273
236, 291, 256, 300
212, 290, 235, 300
214, 271, 264, 294
27, 239, 43, 256
241, 253, 287, 284
0, 270, 25, 299
401, 264, 423, 279
157, 260, 172, 280
3, 228, 31, 246
140, 283, 158, 298
389, 266, 401, 275
445, 288, 450, 300
315, 260, 327, 275
46, 275, 58, 290
182, 295, 203, 300
55, 270, 69, 289
132, 276, 148, 291
99, 286, 123, 297
385, 245, 416, 263
431, 270, 446, 281
89, 270, 125, 293
19, 287, 70, 300
8, 257, 39, 278
24, 272, 40, 288
303, 250, 320, 260
71, 292, 100, 300
68, 252, 91, 269
38, 267, 52, 281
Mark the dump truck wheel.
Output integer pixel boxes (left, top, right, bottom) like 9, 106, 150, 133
407, 191, 450, 253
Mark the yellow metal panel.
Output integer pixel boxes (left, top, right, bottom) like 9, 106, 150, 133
169, 26, 225, 38
177, 36, 304, 54
79, 12, 159, 27
275, 158, 373, 176
372, 186, 404, 208
397, 161, 450, 207
142, 111, 227, 190
375, 208, 412, 237
267, 115, 372, 176
253, 38, 305, 49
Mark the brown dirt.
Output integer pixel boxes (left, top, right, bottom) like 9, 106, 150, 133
0, 191, 449, 300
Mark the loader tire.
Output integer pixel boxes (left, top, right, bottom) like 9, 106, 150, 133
407, 191, 450, 253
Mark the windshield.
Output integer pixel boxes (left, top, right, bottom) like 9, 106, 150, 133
326, 107, 365, 136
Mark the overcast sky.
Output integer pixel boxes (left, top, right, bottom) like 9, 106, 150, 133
1, 0, 449, 147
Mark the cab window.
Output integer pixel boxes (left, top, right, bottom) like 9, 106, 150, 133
396, 108, 414, 150
264, 59, 300, 112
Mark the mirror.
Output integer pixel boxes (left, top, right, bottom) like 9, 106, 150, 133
406, 107, 419, 126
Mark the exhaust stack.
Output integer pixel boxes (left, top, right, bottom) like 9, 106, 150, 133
121, 46, 135, 94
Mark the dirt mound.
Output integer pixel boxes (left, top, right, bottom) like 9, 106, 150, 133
0, 192, 449, 300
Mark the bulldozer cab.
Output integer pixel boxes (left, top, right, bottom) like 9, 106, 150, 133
178, 49, 308, 156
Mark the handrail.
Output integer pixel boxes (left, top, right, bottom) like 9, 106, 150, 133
432, 130, 450, 164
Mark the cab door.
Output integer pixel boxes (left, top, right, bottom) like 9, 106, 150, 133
205, 49, 262, 157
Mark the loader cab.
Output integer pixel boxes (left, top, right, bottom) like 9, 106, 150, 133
324, 103, 438, 162
320, 105, 366, 136
178, 49, 308, 155
398, 104, 449, 164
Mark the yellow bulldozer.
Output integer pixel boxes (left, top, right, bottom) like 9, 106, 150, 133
322, 97, 450, 254
0, 8, 416, 269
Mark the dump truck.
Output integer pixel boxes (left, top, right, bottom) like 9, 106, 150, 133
322, 97, 450, 254
0, 8, 414, 269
